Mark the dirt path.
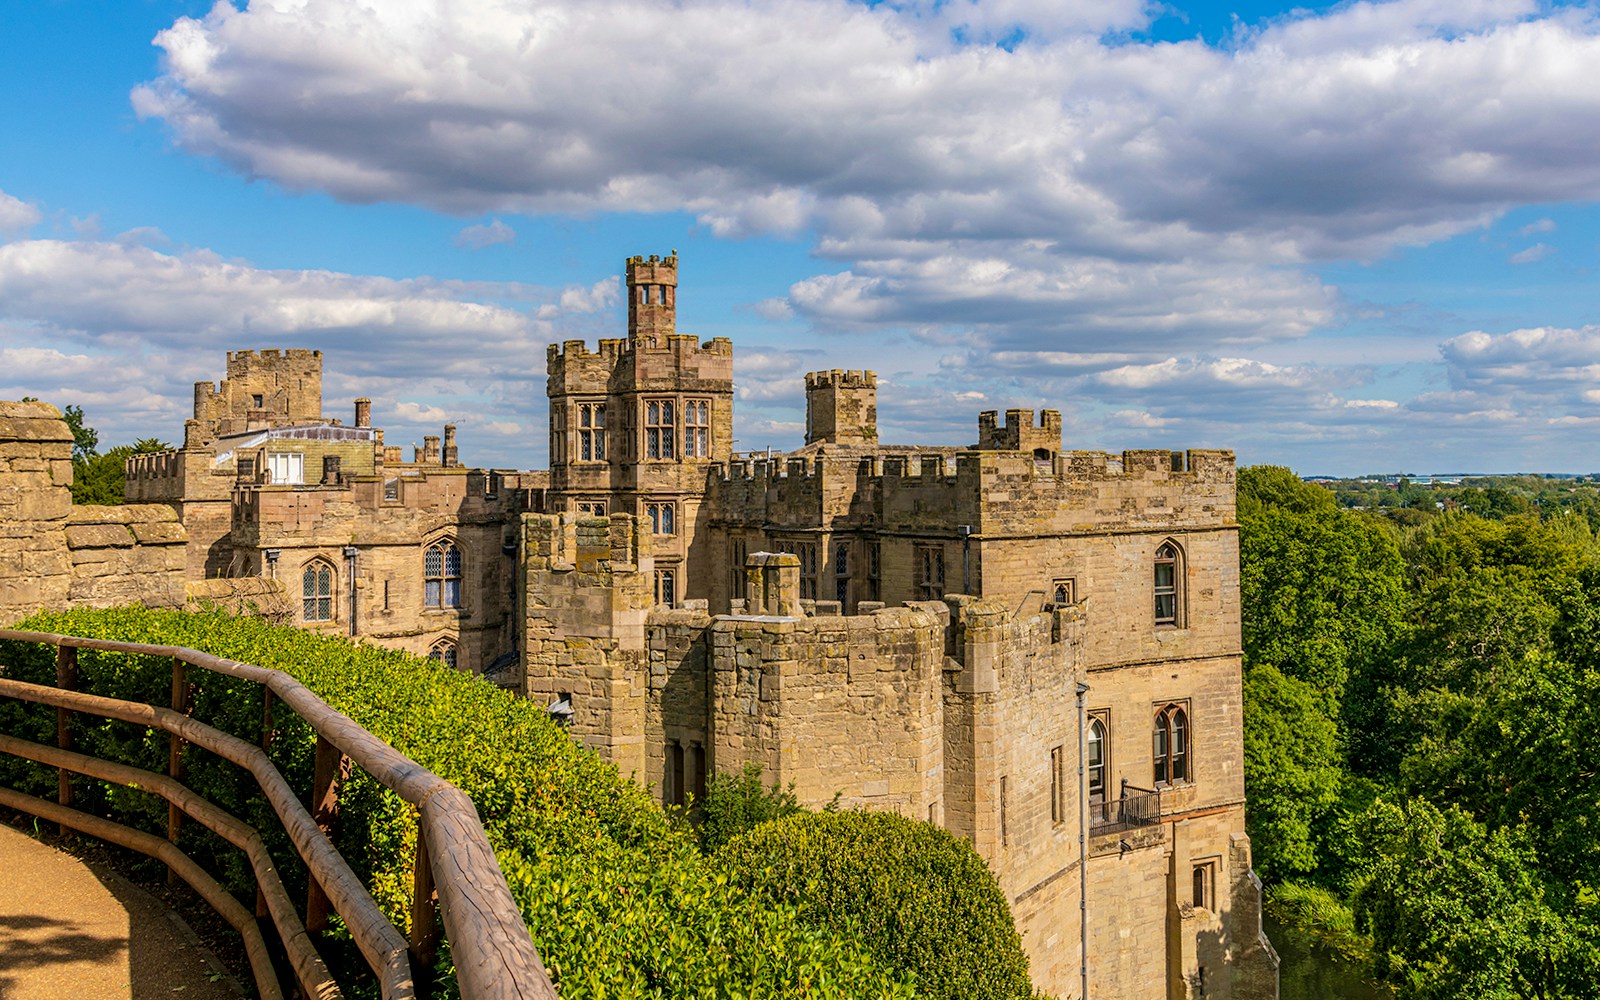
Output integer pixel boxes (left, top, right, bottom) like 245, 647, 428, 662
0, 820, 244, 1000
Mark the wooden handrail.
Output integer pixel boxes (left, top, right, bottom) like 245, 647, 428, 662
0, 629, 555, 1000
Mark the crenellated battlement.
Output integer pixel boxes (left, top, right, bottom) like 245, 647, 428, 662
978, 408, 1062, 454
547, 334, 733, 365
226, 348, 322, 366
804, 369, 876, 390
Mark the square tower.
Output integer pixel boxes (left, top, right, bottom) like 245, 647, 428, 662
804, 369, 878, 446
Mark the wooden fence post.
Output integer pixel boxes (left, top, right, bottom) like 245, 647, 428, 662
55, 644, 78, 836
167, 655, 190, 885
410, 823, 440, 998
305, 735, 344, 933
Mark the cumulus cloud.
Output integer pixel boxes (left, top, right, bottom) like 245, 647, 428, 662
0, 189, 41, 238
128, 0, 1600, 354
454, 218, 516, 249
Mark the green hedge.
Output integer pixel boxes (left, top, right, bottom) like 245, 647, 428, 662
716, 810, 1034, 1000
0, 606, 913, 999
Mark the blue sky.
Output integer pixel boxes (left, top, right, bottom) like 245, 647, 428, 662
3, 0, 1600, 475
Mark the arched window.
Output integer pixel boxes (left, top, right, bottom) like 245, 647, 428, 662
1087, 717, 1107, 802
1154, 704, 1189, 784
1154, 542, 1182, 626
428, 638, 458, 670
425, 541, 462, 609
302, 561, 334, 622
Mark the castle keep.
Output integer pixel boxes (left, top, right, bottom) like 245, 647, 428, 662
0, 252, 1276, 999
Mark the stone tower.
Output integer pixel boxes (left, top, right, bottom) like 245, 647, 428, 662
190, 349, 324, 445
626, 252, 678, 347
805, 369, 878, 446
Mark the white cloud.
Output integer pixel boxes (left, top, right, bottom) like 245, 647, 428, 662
393, 401, 452, 423
1508, 242, 1554, 264
0, 189, 41, 238
454, 218, 516, 249
128, 0, 1600, 356
1519, 217, 1556, 236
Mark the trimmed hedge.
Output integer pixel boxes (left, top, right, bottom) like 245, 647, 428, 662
0, 607, 913, 999
716, 810, 1034, 1000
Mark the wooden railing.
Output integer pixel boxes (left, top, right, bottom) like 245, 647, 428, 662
0, 629, 556, 1000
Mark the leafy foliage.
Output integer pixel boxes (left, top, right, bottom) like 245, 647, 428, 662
1240, 664, 1341, 882
716, 810, 1033, 1000
0, 606, 913, 1000
695, 759, 806, 854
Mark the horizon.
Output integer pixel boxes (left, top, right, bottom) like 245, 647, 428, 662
4, 0, 1600, 479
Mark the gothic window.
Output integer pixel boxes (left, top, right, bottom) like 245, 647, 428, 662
1052, 578, 1076, 605
655, 568, 676, 607
779, 541, 818, 600
645, 400, 676, 459
834, 541, 850, 607
648, 502, 676, 535
577, 402, 606, 462
576, 500, 608, 516
1155, 541, 1182, 626
427, 638, 458, 670
916, 544, 945, 601
302, 561, 334, 622
1088, 716, 1107, 802
425, 541, 462, 609
1154, 703, 1189, 785
1192, 862, 1214, 911
730, 538, 747, 600
551, 405, 566, 465
683, 399, 710, 457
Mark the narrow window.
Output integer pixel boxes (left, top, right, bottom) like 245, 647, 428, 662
867, 542, 881, 602
1050, 745, 1065, 824
1000, 775, 1009, 846
251, 394, 264, 408
915, 544, 945, 600
648, 502, 676, 535
834, 541, 850, 608
425, 541, 462, 609
302, 562, 334, 622
691, 743, 707, 804
683, 399, 710, 457
669, 741, 686, 806
730, 538, 748, 600
578, 402, 606, 462
1154, 542, 1180, 626
645, 400, 676, 460
1088, 716, 1107, 801
784, 542, 817, 600
1192, 862, 1215, 910
1155, 703, 1189, 785
656, 569, 676, 607
383, 478, 400, 501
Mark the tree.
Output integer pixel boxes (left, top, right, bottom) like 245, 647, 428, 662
62, 403, 98, 463
1241, 663, 1342, 882
1352, 798, 1597, 1000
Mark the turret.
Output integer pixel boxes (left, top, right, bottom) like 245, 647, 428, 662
626, 252, 678, 347
804, 370, 878, 446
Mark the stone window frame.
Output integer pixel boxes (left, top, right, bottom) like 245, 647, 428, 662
576, 400, 606, 463
667, 740, 686, 806
1154, 700, 1191, 786
833, 539, 851, 608
424, 538, 463, 610
647, 501, 676, 535
1049, 744, 1066, 825
575, 499, 608, 516
1191, 857, 1219, 911
550, 403, 566, 465
866, 540, 881, 602
655, 567, 677, 608
682, 399, 710, 458
643, 398, 676, 460
915, 543, 945, 601
1051, 577, 1077, 605
301, 559, 336, 623
1154, 539, 1185, 628
729, 537, 748, 600
427, 636, 458, 671
1087, 711, 1110, 803
777, 539, 819, 601
382, 478, 400, 502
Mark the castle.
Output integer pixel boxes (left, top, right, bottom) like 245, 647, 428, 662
0, 253, 1277, 999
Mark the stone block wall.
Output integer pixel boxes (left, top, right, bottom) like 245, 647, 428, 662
0, 401, 74, 622
65, 506, 188, 608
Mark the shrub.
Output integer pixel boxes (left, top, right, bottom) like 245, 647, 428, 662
0, 606, 914, 1000
716, 810, 1033, 1000
696, 760, 805, 853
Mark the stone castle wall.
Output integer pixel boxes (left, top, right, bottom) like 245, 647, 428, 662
0, 401, 190, 624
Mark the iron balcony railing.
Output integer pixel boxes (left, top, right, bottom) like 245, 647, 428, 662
1089, 779, 1162, 834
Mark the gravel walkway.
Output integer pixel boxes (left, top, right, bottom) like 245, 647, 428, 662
0, 820, 245, 1000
